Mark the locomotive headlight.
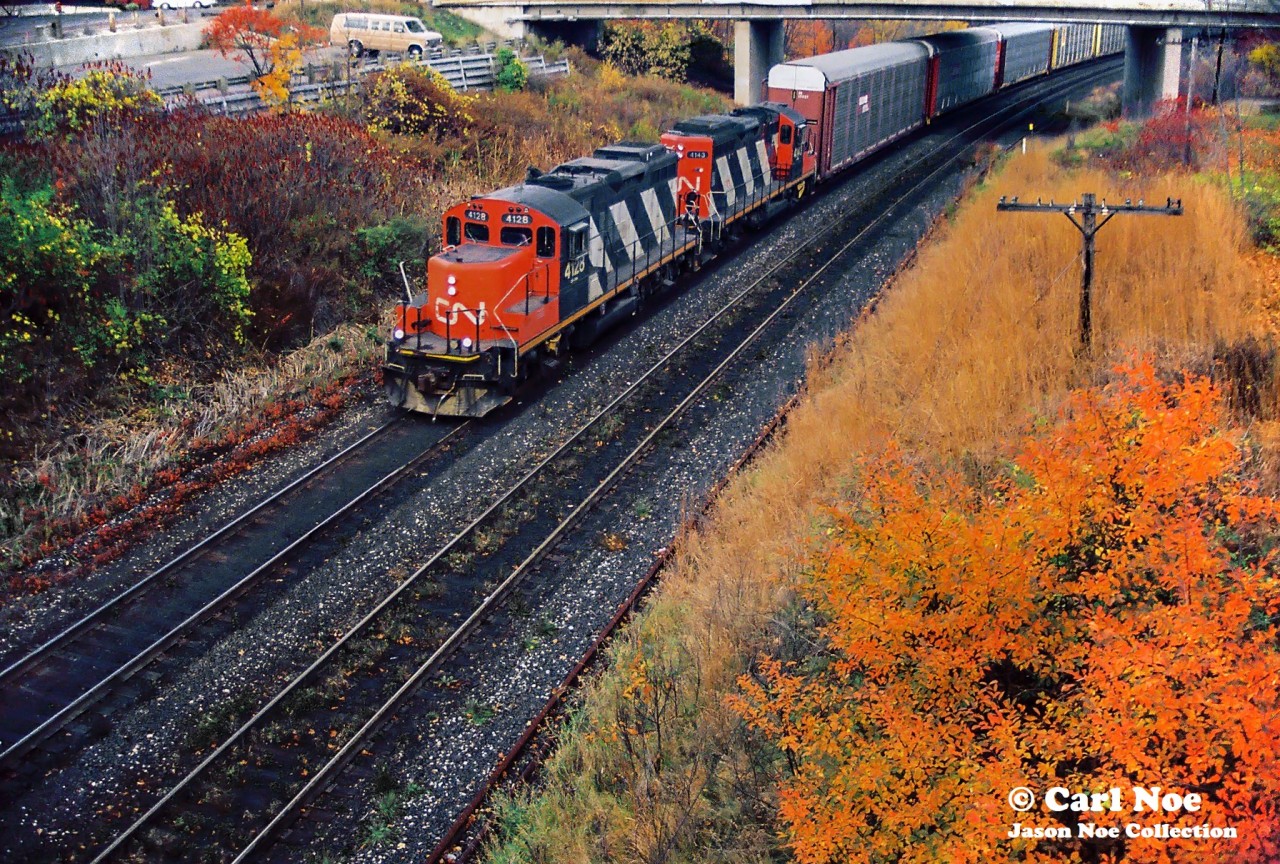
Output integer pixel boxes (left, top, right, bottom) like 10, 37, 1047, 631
447, 275, 457, 285
393, 328, 405, 341
447, 286, 457, 296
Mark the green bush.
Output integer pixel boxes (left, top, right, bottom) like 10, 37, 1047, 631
494, 48, 528, 93
0, 177, 109, 387
352, 215, 431, 300
0, 170, 252, 406
30, 67, 161, 139
1242, 181, 1280, 252
601, 22, 693, 82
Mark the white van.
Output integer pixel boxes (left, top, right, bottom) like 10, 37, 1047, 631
330, 13, 443, 59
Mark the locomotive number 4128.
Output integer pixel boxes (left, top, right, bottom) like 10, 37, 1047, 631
502, 213, 533, 225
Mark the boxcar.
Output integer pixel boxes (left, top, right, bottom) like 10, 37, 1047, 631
765, 42, 931, 179
1052, 23, 1096, 69
914, 29, 1003, 117
989, 23, 1056, 86
1096, 24, 1126, 57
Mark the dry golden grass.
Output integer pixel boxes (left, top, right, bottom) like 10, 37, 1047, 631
481, 143, 1276, 863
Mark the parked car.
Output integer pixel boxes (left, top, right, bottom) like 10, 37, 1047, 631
156, 0, 218, 8
330, 12, 443, 59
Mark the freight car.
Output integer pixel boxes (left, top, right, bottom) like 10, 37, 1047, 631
990, 23, 1055, 87
385, 22, 1123, 417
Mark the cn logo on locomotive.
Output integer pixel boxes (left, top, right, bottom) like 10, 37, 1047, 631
435, 299, 488, 325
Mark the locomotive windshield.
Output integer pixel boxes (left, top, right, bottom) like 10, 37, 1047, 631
501, 227, 533, 246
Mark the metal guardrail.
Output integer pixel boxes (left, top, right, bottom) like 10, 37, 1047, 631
153, 51, 571, 116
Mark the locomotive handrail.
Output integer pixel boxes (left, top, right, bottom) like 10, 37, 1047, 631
442, 306, 484, 354
519, 262, 552, 315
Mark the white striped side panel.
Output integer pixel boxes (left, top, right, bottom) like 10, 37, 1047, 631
610, 201, 638, 261
641, 188, 669, 246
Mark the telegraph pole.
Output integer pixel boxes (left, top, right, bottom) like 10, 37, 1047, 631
996, 193, 1183, 350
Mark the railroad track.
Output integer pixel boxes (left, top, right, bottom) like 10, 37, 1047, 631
421, 58, 1129, 864
0, 415, 470, 793
71, 57, 1120, 864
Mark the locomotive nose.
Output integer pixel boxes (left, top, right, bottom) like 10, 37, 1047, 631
426, 244, 534, 344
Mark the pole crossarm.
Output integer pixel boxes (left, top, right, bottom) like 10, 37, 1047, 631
995, 196, 1183, 216
996, 191, 1182, 350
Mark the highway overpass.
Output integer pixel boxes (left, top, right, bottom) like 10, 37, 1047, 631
439, 0, 1278, 106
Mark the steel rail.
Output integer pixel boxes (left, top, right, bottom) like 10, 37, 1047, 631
88, 56, 1119, 864
0, 417, 400, 692
0, 418, 468, 771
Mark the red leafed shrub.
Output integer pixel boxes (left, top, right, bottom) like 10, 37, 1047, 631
1112, 104, 1222, 173
39, 109, 432, 347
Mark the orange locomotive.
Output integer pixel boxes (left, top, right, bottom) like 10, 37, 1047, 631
384, 104, 815, 417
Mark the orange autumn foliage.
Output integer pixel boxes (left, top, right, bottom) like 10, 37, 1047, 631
203, 4, 323, 84
730, 360, 1280, 864
785, 21, 835, 60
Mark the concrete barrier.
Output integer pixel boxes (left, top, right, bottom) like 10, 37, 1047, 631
1, 19, 206, 67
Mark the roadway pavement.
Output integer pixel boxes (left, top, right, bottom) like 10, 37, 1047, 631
57, 43, 351, 89
0, 7, 115, 46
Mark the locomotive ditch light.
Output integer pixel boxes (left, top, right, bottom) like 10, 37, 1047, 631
393, 328, 405, 341
462, 337, 474, 350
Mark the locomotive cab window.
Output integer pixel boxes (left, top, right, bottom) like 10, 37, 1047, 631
779, 125, 793, 145
501, 226, 532, 247
446, 216, 461, 247
464, 222, 489, 242
567, 224, 588, 260
536, 226, 555, 258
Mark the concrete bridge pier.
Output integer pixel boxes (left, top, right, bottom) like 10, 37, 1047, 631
734, 20, 784, 105
1124, 26, 1182, 116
